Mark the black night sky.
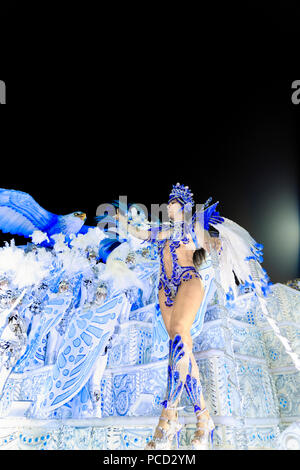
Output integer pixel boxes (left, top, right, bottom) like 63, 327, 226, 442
0, 6, 299, 284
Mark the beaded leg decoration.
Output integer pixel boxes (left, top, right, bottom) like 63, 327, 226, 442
184, 352, 215, 450
145, 335, 190, 450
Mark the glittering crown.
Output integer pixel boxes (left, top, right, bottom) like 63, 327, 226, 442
168, 183, 195, 208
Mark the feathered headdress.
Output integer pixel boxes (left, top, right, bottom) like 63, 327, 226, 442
168, 183, 195, 211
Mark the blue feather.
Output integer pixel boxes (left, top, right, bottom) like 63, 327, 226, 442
192, 201, 225, 231
97, 238, 122, 263
78, 225, 95, 235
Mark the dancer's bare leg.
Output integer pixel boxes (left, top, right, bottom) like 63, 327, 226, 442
170, 277, 211, 436
169, 276, 204, 350
152, 278, 209, 441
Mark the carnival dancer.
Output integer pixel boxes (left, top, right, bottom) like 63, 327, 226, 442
116, 184, 223, 450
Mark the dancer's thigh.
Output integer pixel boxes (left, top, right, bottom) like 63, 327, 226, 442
171, 277, 204, 334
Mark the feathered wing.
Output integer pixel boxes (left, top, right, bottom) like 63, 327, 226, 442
31, 295, 126, 417
210, 217, 300, 371
0, 188, 58, 238
210, 217, 268, 298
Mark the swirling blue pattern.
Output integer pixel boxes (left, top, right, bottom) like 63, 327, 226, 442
161, 335, 187, 409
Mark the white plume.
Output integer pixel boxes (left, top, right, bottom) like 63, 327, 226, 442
0, 241, 49, 288
101, 259, 144, 291
30, 230, 50, 245
70, 227, 107, 251
101, 243, 144, 291
210, 217, 266, 297
56, 248, 91, 276
211, 218, 300, 373
51, 233, 70, 253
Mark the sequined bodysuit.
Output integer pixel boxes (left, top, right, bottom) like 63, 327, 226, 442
156, 222, 202, 307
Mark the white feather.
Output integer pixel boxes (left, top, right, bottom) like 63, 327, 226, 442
0, 241, 50, 288
30, 230, 50, 244
210, 217, 266, 297
56, 249, 91, 276
211, 217, 300, 372
101, 259, 144, 291
101, 244, 144, 291
70, 227, 107, 251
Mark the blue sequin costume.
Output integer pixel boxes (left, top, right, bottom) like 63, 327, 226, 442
146, 184, 223, 314
157, 222, 202, 307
